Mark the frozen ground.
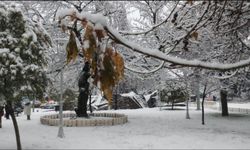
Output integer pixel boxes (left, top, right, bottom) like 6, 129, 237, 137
1, 106, 250, 149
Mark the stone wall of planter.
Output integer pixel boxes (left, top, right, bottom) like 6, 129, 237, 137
40, 112, 128, 127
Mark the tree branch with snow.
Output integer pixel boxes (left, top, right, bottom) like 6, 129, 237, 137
56, 1, 250, 72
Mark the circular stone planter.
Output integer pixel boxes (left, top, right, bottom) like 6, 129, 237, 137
40, 112, 128, 127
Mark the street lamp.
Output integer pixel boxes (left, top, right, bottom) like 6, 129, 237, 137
55, 37, 67, 138
58, 68, 65, 138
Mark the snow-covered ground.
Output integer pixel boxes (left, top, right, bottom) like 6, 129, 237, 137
227, 102, 250, 109
1, 106, 250, 149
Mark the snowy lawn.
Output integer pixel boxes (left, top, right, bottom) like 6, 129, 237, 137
1, 107, 250, 149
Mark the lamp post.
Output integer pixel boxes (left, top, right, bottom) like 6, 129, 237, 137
183, 69, 190, 119
57, 68, 65, 138
55, 37, 67, 138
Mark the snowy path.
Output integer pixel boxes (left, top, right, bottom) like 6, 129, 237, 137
1, 107, 250, 149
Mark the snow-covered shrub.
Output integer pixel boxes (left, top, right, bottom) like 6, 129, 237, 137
160, 80, 189, 106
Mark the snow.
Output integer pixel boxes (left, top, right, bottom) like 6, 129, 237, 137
94, 23, 104, 30
1, 106, 250, 149
24, 64, 39, 71
20, 85, 32, 91
83, 40, 89, 50
30, 30, 37, 42
10, 69, 16, 75
0, 48, 9, 54
79, 12, 107, 26
216, 102, 250, 109
144, 95, 151, 102
125, 61, 165, 74
120, 91, 136, 97
56, 9, 107, 27
8, 52, 16, 60
56, 8, 77, 21
14, 48, 20, 53
88, 94, 108, 110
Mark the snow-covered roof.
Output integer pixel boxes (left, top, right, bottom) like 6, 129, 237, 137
121, 91, 146, 108
120, 91, 137, 98
144, 90, 158, 102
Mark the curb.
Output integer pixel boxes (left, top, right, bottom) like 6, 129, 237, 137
40, 112, 128, 127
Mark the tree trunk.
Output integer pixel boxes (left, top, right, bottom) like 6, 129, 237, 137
202, 85, 207, 125
186, 98, 190, 119
7, 101, 22, 150
114, 86, 118, 110
75, 62, 90, 118
32, 96, 35, 112
220, 89, 229, 116
171, 100, 174, 110
5, 106, 10, 119
0, 106, 3, 128
0, 116, 2, 128
195, 70, 201, 110
89, 90, 92, 113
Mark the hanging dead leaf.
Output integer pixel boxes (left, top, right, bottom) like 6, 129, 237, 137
187, 0, 193, 5
97, 48, 117, 104
83, 24, 97, 62
95, 29, 106, 42
81, 19, 88, 28
70, 11, 77, 21
102, 85, 113, 105
112, 51, 124, 81
191, 31, 198, 40
61, 24, 67, 33
66, 31, 78, 64
102, 49, 116, 87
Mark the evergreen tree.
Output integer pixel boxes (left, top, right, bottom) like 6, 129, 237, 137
0, 4, 51, 150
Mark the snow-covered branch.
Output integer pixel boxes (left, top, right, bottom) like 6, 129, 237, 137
125, 61, 165, 74
213, 70, 238, 80
56, 8, 250, 71
106, 26, 250, 71
119, 1, 179, 36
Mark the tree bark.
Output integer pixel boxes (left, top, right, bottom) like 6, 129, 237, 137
186, 98, 190, 119
114, 86, 118, 110
7, 101, 22, 150
195, 70, 201, 110
171, 100, 174, 110
89, 90, 92, 113
0, 106, 3, 128
202, 85, 207, 125
0, 116, 2, 128
220, 89, 229, 116
75, 62, 90, 118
